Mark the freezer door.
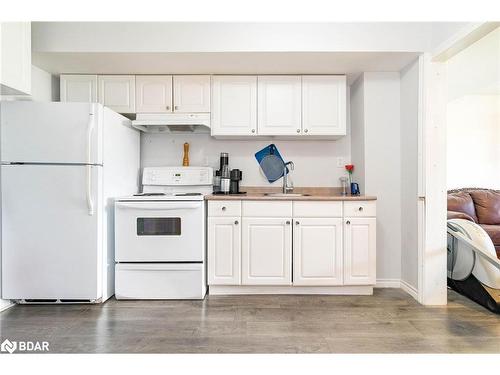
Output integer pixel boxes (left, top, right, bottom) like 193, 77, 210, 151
1, 164, 102, 300
0, 102, 102, 164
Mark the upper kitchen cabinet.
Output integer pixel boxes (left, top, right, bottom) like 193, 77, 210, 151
211, 76, 257, 136
0, 22, 31, 96
98, 75, 136, 114
172, 75, 210, 113
136, 75, 173, 113
302, 75, 346, 136
257, 76, 301, 136
60, 75, 98, 103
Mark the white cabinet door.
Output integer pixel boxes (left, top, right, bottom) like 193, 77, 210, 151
98, 75, 136, 113
293, 218, 343, 286
208, 216, 241, 285
60, 75, 98, 103
257, 76, 301, 135
211, 76, 257, 136
241, 217, 292, 285
302, 75, 346, 136
344, 217, 376, 285
136, 75, 173, 113
173, 75, 210, 113
0, 22, 31, 95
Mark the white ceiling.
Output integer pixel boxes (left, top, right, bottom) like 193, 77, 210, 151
33, 51, 420, 84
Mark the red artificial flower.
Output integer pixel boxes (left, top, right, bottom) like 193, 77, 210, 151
345, 164, 354, 173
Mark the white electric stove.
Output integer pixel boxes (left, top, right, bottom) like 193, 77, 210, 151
114, 166, 213, 300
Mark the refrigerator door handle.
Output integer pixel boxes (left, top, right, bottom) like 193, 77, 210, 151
86, 112, 95, 216
86, 112, 94, 164
86, 165, 94, 216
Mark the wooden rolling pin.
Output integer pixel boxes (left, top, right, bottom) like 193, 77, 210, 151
183, 142, 189, 166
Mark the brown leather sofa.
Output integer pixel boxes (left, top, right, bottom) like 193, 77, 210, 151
447, 188, 500, 259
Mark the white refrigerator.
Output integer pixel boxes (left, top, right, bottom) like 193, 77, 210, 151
0, 102, 140, 302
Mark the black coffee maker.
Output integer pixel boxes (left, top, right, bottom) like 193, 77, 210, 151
229, 169, 242, 194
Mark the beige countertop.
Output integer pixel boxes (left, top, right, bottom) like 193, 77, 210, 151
205, 187, 377, 201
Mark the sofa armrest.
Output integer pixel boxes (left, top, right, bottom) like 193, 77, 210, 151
447, 210, 475, 222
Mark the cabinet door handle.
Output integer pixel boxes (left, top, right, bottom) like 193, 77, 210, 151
295, 221, 300, 225
174, 105, 179, 110
358, 207, 364, 211
304, 129, 308, 133
251, 129, 256, 133
346, 220, 351, 225
221, 206, 227, 211
296, 129, 301, 133
234, 220, 239, 225
286, 221, 291, 225
166, 105, 170, 110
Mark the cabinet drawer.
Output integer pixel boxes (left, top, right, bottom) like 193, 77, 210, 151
293, 201, 342, 217
343, 201, 376, 217
242, 201, 292, 217
208, 201, 241, 217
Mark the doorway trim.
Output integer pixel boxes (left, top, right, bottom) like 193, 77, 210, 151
417, 22, 498, 305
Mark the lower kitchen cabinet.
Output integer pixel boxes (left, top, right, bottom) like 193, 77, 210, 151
293, 217, 343, 286
343, 217, 377, 285
207, 200, 376, 294
241, 217, 292, 285
207, 217, 241, 285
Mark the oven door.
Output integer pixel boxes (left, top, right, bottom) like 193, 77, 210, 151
115, 200, 204, 262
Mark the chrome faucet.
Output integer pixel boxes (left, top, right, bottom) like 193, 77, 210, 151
282, 161, 295, 194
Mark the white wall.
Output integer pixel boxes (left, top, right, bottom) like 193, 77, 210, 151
1, 65, 59, 101
32, 22, 464, 54
349, 76, 365, 191
350, 72, 403, 283
446, 27, 500, 189
447, 95, 500, 189
141, 133, 351, 187
400, 59, 420, 290
364, 73, 402, 282
31, 65, 59, 101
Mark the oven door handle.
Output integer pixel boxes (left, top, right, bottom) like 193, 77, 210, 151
115, 202, 201, 210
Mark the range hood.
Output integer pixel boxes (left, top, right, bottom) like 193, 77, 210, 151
132, 113, 211, 134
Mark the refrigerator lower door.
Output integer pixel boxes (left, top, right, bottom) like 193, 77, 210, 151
0, 102, 102, 164
1, 164, 102, 300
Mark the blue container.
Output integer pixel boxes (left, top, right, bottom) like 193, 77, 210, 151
350, 182, 360, 196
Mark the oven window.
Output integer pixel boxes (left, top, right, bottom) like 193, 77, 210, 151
137, 218, 181, 236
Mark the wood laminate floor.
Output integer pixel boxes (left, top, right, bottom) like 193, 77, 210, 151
1, 289, 499, 353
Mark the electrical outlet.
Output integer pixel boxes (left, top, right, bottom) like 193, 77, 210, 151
336, 157, 345, 168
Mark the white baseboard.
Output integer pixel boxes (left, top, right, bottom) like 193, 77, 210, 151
209, 285, 374, 295
375, 278, 401, 288
0, 299, 14, 312
400, 279, 419, 300
375, 279, 419, 301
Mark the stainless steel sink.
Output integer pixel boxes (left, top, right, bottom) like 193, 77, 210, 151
264, 193, 311, 197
